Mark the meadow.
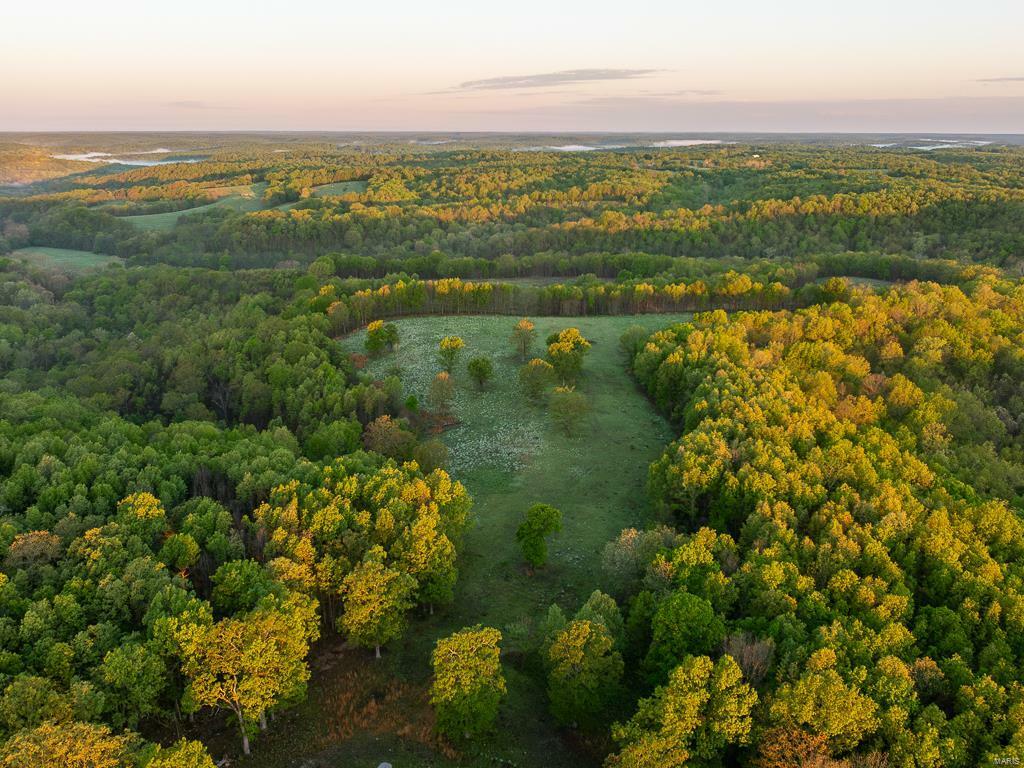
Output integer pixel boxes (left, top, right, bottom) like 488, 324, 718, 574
121, 183, 269, 231
9, 246, 123, 271
219, 313, 690, 767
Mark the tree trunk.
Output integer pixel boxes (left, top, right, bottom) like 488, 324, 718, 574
375, 644, 381, 659
259, 711, 268, 731
237, 710, 250, 755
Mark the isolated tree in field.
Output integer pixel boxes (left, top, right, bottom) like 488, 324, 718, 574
516, 503, 562, 570
546, 619, 624, 729
438, 336, 465, 372
430, 626, 506, 740
609, 655, 757, 768
429, 371, 455, 414
547, 327, 591, 384
467, 357, 494, 390
550, 386, 589, 436
365, 320, 398, 356
511, 318, 536, 360
519, 358, 555, 401
340, 546, 416, 659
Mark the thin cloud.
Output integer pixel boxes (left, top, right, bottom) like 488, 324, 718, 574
975, 77, 1024, 83
640, 89, 724, 97
165, 100, 241, 110
573, 93, 722, 107
453, 68, 660, 91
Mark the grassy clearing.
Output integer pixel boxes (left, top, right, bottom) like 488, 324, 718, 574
271, 181, 369, 212
225, 313, 688, 768
313, 180, 368, 196
10, 247, 122, 272
122, 182, 268, 231
492, 275, 588, 287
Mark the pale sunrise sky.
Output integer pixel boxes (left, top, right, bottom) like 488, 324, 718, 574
3, 0, 1023, 132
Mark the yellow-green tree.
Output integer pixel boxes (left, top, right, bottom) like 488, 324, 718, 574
340, 546, 416, 659
364, 319, 398, 356
439, 336, 465, 373
519, 358, 555, 401
547, 328, 591, 384
550, 386, 589, 436
768, 653, 878, 752
547, 619, 624, 729
0, 720, 133, 768
430, 626, 506, 740
511, 318, 537, 361
140, 739, 216, 768
610, 655, 756, 768
176, 592, 319, 755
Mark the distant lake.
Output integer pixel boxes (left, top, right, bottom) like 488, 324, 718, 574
51, 149, 205, 166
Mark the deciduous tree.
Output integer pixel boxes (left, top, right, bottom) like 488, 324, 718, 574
516, 503, 562, 571
467, 357, 494, 390
430, 626, 506, 740
511, 318, 536, 361
438, 336, 465, 373
340, 546, 416, 659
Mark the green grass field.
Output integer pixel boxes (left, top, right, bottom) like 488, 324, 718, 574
313, 180, 367, 196
122, 182, 268, 231
10, 247, 123, 271
225, 313, 689, 768
272, 180, 370, 211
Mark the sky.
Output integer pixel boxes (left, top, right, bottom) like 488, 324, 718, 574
2, 0, 1023, 133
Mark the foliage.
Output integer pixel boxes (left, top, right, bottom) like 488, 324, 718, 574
364, 319, 398, 356
430, 626, 506, 740
429, 371, 456, 414
549, 386, 589, 436
519, 358, 555, 401
340, 546, 417, 657
438, 336, 465, 373
515, 503, 563, 569
609, 655, 756, 768
511, 318, 537, 361
547, 328, 591, 384
546, 619, 623, 728
466, 356, 494, 390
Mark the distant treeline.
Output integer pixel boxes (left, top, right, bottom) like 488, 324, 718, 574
2, 144, 1024, 272
307, 266, 986, 334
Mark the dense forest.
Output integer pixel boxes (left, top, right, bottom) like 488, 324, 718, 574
1, 135, 1023, 767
